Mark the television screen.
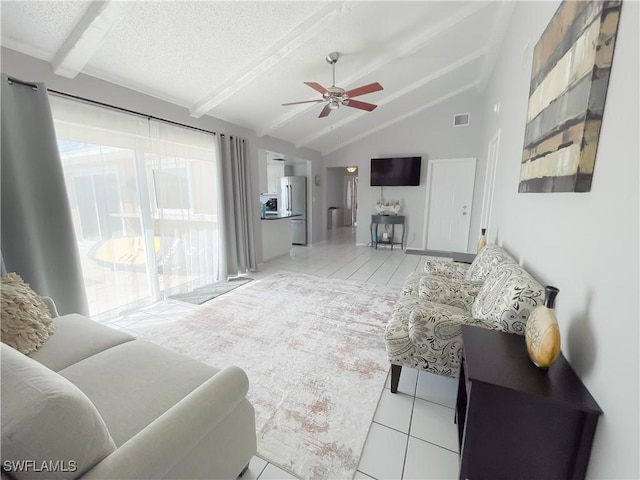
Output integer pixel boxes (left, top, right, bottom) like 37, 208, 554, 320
370, 157, 421, 186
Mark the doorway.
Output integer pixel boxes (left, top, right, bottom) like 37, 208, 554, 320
326, 166, 358, 244
423, 158, 476, 252
343, 175, 358, 227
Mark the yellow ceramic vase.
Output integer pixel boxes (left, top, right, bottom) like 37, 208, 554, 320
525, 286, 561, 369
477, 228, 487, 253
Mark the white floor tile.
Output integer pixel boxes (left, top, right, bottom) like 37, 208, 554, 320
358, 423, 407, 480
237, 456, 268, 480
410, 399, 458, 453
258, 462, 298, 480
415, 371, 458, 408
109, 310, 155, 327
125, 315, 180, 333
354, 470, 377, 479
373, 389, 414, 433
402, 437, 459, 480
385, 366, 419, 396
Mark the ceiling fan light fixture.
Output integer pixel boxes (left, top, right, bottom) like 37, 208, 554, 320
282, 52, 383, 118
346, 166, 357, 173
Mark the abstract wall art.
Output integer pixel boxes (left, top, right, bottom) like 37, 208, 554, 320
519, 0, 622, 193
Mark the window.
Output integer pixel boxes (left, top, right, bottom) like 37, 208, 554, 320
50, 95, 220, 318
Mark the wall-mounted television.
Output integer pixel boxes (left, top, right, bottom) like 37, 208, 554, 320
370, 156, 421, 186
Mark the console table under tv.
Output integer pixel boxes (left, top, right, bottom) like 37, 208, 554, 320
370, 214, 405, 250
456, 325, 602, 480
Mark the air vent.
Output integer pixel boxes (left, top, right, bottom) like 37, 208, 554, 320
453, 113, 470, 127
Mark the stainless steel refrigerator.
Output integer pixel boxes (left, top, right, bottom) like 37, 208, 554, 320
280, 176, 307, 245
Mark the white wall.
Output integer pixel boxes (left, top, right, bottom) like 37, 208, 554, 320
323, 89, 484, 249
1, 47, 325, 262
478, 1, 639, 477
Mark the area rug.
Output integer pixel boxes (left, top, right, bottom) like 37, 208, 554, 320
139, 272, 400, 479
168, 277, 252, 304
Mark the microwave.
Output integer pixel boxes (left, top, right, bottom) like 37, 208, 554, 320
259, 194, 278, 214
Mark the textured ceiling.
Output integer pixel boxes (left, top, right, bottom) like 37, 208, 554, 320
1, 1, 514, 155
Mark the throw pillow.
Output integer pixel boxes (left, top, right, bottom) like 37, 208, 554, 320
471, 263, 544, 335
1, 273, 55, 355
465, 244, 518, 283
1, 343, 116, 479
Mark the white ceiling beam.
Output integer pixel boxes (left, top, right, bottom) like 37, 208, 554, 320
51, 1, 131, 79
257, 1, 491, 138
295, 49, 485, 149
188, 2, 348, 119
322, 82, 478, 157
476, 2, 517, 92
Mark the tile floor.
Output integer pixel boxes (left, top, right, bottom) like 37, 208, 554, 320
102, 227, 461, 479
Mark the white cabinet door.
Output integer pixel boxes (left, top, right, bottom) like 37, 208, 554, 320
424, 158, 476, 252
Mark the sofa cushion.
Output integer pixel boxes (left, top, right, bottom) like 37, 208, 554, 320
1, 343, 116, 479
59, 340, 219, 446
424, 259, 469, 279
465, 244, 517, 283
418, 275, 482, 311
30, 314, 135, 372
401, 272, 425, 297
1, 273, 55, 355
471, 263, 545, 335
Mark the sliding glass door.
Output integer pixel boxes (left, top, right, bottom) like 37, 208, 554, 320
50, 95, 220, 318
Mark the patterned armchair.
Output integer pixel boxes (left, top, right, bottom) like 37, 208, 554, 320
385, 244, 544, 392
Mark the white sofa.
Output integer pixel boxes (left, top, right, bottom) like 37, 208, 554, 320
1, 305, 257, 480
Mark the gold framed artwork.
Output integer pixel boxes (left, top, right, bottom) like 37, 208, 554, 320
519, 0, 622, 193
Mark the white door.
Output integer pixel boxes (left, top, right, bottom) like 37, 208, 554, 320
424, 158, 476, 252
480, 129, 501, 235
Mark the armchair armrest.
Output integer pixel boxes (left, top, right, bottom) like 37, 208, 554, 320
83, 366, 255, 480
41, 296, 59, 318
418, 276, 483, 311
424, 260, 470, 280
407, 304, 497, 377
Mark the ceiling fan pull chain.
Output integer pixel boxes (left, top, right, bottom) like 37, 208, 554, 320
332, 61, 336, 88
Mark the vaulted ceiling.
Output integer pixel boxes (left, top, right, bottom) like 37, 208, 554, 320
1, 1, 514, 155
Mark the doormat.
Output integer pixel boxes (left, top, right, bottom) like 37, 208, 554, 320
168, 278, 253, 305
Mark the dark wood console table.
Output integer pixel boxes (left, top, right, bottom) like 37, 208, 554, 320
456, 325, 602, 480
370, 215, 405, 250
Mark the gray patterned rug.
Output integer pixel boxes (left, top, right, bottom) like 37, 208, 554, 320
168, 278, 252, 304
140, 272, 399, 480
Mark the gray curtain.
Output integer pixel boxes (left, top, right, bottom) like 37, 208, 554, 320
1, 74, 89, 316
217, 135, 257, 278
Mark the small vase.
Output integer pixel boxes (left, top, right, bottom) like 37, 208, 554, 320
477, 228, 487, 253
525, 286, 561, 369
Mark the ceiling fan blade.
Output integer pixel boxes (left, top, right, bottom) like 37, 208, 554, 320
305, 82, 329, 95
282, 99, 325, 106
345, 99, 378, 112
319, 104, 332, 118
344, 82, 384, 98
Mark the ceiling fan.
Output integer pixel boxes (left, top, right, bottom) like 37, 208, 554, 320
282, 52, 383, 118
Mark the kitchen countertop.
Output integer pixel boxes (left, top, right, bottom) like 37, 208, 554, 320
261, 213, 302, 220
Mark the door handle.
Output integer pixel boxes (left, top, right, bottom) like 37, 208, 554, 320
462, 212, 468, 215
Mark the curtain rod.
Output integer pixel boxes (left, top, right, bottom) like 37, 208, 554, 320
47, 88, 231, 138
7, 76, 38, 90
